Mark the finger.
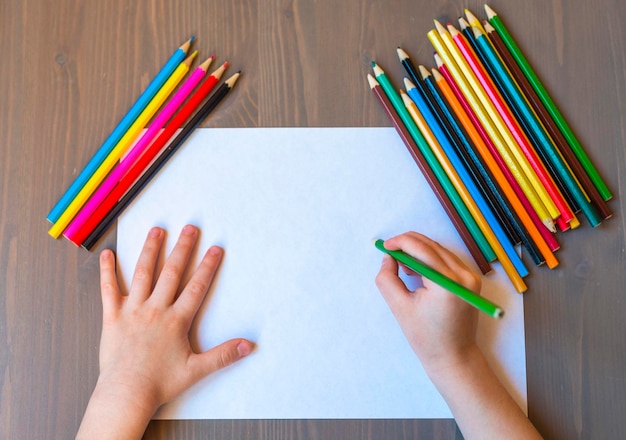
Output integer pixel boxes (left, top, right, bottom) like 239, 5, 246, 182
386, 232, 481, 292
383, 233, 451, 274
129, 227, 165, 303
375, 254, 414, 322
99, 249, 122, 318
174, 245, 223, 319
152, 225, 199, 305
400, 232, 481, 291
188, 338, 255, 381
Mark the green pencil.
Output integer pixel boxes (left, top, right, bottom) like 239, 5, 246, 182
373, 239, 504, 319
485, 4, 612, 202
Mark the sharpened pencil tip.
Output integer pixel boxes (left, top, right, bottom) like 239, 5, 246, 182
181, 37, 195, 53
484, 4, 497, 19
397, 47, 409, 61
464, 8, 480, 24
434, 19, 447, 34
367, 74, 379, 89
543, 219, 557, 233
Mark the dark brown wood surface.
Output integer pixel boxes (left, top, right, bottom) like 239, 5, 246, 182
1, 0, 624, 438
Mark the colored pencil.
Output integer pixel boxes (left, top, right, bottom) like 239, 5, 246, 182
82, 70, 240, 250
433, 66, 559, 268
458, 17, 580, 218
419, 63, 522, 247
372, 63, 497, 264
435, 57, 560, 254
47, 37, 194, 223
469, 25, 601, 227
466, 18, 582, 220
471, 19, 578, 216
485, 4, 612, 201
401, 86, 528, 291
64, 56, 214, 242
403, 78, 528, 277
455, 23, 584, 228
71, 62, 228, 246
367, 73, 493, 274
428, 25, 556, 233
447, 23, 572, 224
397, 48, 520, 247
484, 22, 612, 220
373, 239, 504, 319
422, 65, 546, 267
48, 52, 197, 239
463, 9, 488, 35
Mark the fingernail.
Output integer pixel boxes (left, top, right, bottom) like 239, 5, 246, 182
208, 245, 222, 256
183, 225, 197, 236
237, 341, 253, 357
100, 249, 114, 260
149, 227, 163, 238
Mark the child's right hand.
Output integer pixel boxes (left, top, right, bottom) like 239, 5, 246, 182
374, 231, 482, 378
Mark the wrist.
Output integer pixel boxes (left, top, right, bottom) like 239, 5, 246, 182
421, 343, 485, 388
77, 376, 159, 440
94, 370, 161, 415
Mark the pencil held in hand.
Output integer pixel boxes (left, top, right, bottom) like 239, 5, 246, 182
373, 239, 504, 319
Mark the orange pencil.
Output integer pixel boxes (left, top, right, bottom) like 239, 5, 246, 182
447, 23, 575, 224
432, 67, 558, 268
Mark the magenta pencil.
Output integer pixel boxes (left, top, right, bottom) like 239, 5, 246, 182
63, 56, 213, 241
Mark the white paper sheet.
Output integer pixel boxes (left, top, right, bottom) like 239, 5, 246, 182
117, 127, 526, 419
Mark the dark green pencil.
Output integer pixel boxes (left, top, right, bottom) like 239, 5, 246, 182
374, 239, 504, 319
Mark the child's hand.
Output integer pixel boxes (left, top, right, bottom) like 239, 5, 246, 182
375, 232, 542, 439
77, 225, 254, 439
375, 231, 481, 376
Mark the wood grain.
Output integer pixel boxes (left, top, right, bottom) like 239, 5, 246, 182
1, 0, 624, 438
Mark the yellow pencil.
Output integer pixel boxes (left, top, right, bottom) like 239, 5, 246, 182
48, 52, 197, 238
401, 90, 527, 293
464, 9, 488, 34
434, 20, 559, 221
428, 27, 556, 233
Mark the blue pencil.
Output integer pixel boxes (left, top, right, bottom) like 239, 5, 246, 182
405, 77, 528, 278
47, 36, 194, 223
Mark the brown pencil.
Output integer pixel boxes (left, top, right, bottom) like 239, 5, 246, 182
485, 22, 612, 220
368, 74, 492, 275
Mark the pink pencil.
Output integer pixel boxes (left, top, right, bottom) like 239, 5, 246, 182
64, 55, 213, 241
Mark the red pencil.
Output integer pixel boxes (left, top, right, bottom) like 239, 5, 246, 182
68, 62, 229, 246
435, 55, 560, 253
448, 24, 575, 225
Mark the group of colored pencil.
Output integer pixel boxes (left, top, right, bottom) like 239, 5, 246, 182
47, 37, 241, 250
369, 5, 612, 293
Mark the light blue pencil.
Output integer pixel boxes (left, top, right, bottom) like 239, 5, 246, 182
47, 36, 194, 223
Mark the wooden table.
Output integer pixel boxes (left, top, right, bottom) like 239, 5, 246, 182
1, 0, 624, 438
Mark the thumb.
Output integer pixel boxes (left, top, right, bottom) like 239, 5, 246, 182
375, 254, 414, 321
190, 338, 255, 380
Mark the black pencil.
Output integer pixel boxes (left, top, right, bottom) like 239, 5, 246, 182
82, 72, 241, 250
